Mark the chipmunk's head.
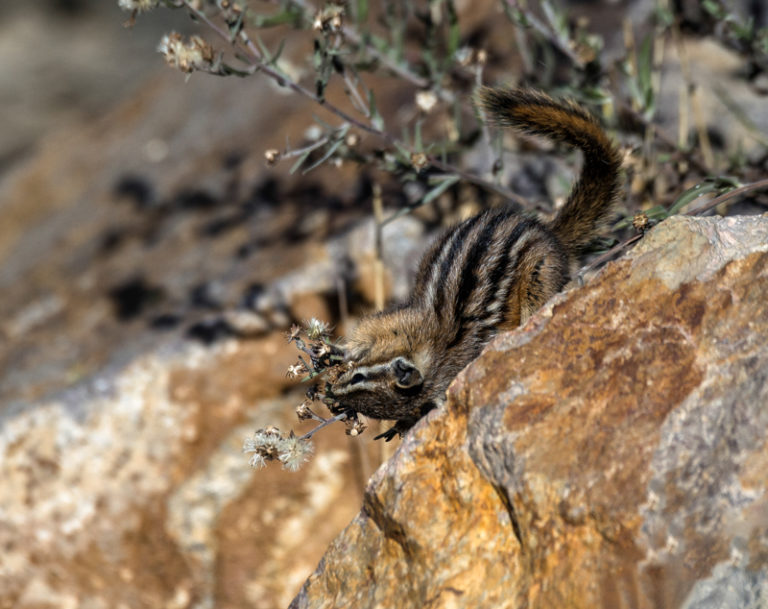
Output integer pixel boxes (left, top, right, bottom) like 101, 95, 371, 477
329, 308, 438, 422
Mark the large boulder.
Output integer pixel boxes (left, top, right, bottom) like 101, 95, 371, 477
291, 214, 768, 609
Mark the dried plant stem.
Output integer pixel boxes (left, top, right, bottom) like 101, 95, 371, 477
371, 182, 386, 462
298, 411, 348, 440
677, 77, 690, 151
342, 70, 371, 118
281, 132, 335, 159
372, 183, 386, 312
650, 7, 666, 96
578, 234, 643, 278
672, 26, 714, 169
180, 0, 385, 136
651, 29, 666, 200
686, 178, 768, 216
619, 102, 712, 175
429, 159, 528, 208
623, 20, 639, 113
690, 86, 714, 169
513, 22, 533, 74
267, 0, 443, 94
178, 0, 530, 208
503, 0, 585, 68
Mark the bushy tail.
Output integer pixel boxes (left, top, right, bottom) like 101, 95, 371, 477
476, 87, 623, 254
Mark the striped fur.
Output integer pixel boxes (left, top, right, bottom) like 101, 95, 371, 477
330, 87, 623, 440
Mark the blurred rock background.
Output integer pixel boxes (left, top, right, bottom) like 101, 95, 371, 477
0, 0, 180, 172
0, 2, 393, 607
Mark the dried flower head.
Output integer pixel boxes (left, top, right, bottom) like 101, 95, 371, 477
455, 46, 473, 67
305, 317, 330, 340
286, 363, 306, 379
411, 152, 429, 171
345, 416, 367, 437
286, 324, 302, 343
278, 435, 314, 471
304, 125, 323, 141
247, 315, 359, 474
244, 428, 314, 471
345, 133, 360, 148
118, 0, 158, 13
247, 451, 268, 469
296, 400, 314, 421
243, 427, 282, 459
218, 0, 243, 20
313, 4, 345, 32
416, 90, 438, 113
158, 33, 215, 74
632, 212, 651, 233
265, 149, 281, 165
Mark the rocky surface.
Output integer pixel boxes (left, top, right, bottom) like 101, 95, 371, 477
291, 214, 768, 609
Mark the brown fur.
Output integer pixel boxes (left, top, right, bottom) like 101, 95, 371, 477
329, 87, 623, 440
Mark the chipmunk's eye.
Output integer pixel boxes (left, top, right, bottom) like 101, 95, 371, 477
392, 358, 423, 389
350, 373, 367, 385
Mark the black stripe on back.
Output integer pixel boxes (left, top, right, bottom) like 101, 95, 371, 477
445, 216, 537, 349
451, 209, 516, 323
413, 229, 453, 300
479, 217, 540, 315
431, 212, 486, 313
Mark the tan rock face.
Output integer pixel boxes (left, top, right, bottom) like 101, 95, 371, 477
0, 334, 376, 609
292, 215, 768, 609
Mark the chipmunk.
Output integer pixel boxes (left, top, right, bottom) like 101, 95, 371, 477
329, 87, 623, 440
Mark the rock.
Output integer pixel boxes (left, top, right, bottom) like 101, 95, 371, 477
291, 214, 768, 609
0, 333, 375, 609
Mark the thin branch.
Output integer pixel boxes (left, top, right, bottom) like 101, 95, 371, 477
672, 25, 715, 169
686, 177, 768, 216
178, 0, 533, 208
618, 101, 713, 175
429, 158, 528, 209
181, 0, 386, 136
267, 0, 444, 94
502, 0, 585, 68
578, 234, 643, 277
299, 412, 348, 440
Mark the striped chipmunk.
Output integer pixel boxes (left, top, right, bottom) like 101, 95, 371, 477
329, 87, 623, 441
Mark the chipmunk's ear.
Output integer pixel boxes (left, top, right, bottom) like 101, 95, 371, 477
391, 357, 423, 389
